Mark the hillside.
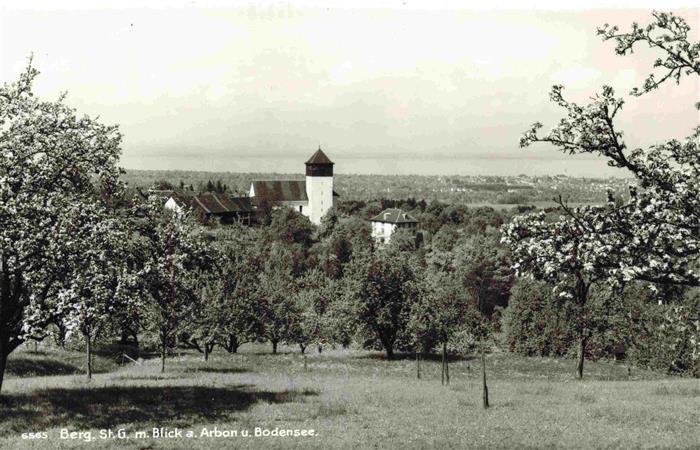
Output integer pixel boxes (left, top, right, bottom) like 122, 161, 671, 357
2, 345, 697, 449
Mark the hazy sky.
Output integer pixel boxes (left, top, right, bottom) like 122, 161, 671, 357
1, 1, 698, 176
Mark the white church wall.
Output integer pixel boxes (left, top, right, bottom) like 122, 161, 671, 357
306, 175, 333, 225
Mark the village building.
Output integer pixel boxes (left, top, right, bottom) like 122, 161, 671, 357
249, 147, 337, 225
190, 192, 254, 225
156, 190, 254, 225
370, 208, 419, 244
156, 190, 191, 214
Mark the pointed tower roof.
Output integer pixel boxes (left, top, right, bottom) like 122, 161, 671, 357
305, 147, 334, 165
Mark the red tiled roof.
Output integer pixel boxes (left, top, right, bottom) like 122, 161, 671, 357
227, 196, 255, 212
170, 191, 194, 208
251, 180, 308, 202
192, 192, 253, 214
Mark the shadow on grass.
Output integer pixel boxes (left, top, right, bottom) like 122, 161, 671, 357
354, 352, 476, 363
19, 350, 50, 356
92, 345, 161, 361
6, 358, 80, 377
184, 367, 250, 374
243, 350, 298, 356
112, 375, 181, 381
0, 384, 318, 437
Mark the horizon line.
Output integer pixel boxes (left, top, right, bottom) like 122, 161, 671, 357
120, 166, 635, 180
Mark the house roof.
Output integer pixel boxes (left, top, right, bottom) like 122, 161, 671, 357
113, 187, 147, 208
370, 208, 418, 224
170, 191, 194, 208
146, 189, 196, 208
251, 180, 308, 202
192, 192, 254, 214
226, 196, 255, 213
305, 148, 334, 165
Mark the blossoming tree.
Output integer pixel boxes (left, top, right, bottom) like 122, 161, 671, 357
504, 11, 699, 379
131, 197, 212, 373
511, 11, 699, 292
0, 61, 123, 392
56, 207, 139, 379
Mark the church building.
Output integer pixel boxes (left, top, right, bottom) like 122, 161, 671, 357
249, 147, 336, 225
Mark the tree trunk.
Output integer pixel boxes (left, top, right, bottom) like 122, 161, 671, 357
227, 334, 239, 354
416, 351, 421, 379
444, 342, 450, 385
574, 278, 590, 380
204, 344, 209, 361
385, 345, 394, 360
160, 337, 166, 373
317, 344, 322, 354
0, 341, 7, 394
577, 335, 587, 380
380, 335, 395, 360
300, 344, 306, 354
55, 323, 67, 348
441, 356, 444, 385
481, 343, 489, 409
446, 355, 450, 385
441, 342, 446, 385
86, 334, 92, 380
119, 328, 130, 345
272, 340, 278, 354
304, 354, 308, 371
208, 342, 216, 360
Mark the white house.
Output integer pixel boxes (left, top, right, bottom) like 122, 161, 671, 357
370, 208, 418, 244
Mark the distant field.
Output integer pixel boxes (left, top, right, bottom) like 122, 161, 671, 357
1, 345, 697, 449
464, 201, 604, 210
120, 169, 620, 205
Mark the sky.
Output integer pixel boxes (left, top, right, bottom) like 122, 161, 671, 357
0, 1, 698, 176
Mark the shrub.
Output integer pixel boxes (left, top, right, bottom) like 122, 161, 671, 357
503, 280, 641, 360
628, 291, 700, 377
502, 279, 572, 357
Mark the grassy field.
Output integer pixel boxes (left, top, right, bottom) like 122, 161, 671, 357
1, 345, 698, 449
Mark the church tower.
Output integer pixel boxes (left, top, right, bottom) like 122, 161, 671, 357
305, 147, 334, 225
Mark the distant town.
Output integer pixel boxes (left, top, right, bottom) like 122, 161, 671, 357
122, 168, 632, 207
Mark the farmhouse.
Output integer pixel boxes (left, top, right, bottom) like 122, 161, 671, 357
370, 208, 418, 244
159, 190, 192, 213
249, 147, 337, 225
157, 190, 254, 225
190, 192, 254, 225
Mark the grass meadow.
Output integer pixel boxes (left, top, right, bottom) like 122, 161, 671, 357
1, 345, 699, 449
